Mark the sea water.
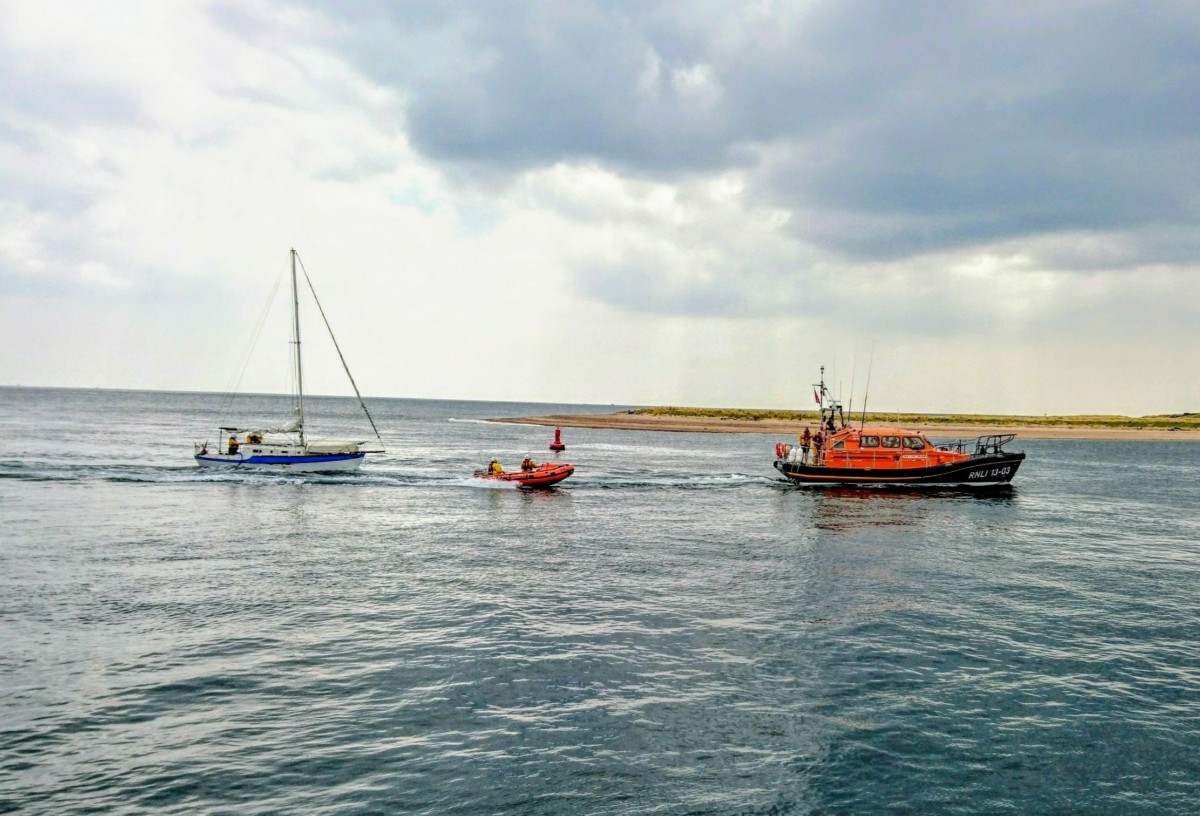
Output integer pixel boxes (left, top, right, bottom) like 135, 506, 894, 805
1, 387, 1199, 814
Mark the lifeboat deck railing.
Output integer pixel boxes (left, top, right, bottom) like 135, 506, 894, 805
936, 434, 1017, 456
783, 448, 950, 469
780, 445, 945, 469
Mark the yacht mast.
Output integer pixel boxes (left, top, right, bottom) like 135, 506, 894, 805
291, 248, 306, 447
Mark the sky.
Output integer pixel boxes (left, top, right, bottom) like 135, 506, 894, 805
2, 0, 1199, 415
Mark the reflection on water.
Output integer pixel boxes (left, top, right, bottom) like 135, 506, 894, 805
803, 484, 1016, 501
795, 484, 1016, 531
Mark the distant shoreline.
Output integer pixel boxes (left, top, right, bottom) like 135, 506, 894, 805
493, 412, 1200, 441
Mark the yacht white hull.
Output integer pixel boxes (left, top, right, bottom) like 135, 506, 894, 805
195, 452, 365, 472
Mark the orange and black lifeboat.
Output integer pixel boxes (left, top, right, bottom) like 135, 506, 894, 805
774, 426, 1023, 486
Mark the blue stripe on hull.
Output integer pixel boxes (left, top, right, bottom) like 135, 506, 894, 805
195, 453, 365, 470
243, 453, 363, 465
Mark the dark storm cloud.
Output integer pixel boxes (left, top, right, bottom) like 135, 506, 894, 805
296, 0, 739, 170
750, 2, 1200, 258
295, 0, 1200, 265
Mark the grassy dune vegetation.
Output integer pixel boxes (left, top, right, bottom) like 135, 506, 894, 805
632, 406, 1200, 429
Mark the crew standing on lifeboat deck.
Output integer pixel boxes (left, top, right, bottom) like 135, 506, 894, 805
227, 435, 239, 455
800, 427, 812, 464
812, 430, 824, 466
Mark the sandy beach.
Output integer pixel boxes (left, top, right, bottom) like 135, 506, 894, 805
493, 412, 1199, 441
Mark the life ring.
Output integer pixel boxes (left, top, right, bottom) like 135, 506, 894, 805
782, 444, 791, 458
775, 442, 784, 458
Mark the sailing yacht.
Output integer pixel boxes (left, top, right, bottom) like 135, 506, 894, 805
194, 249, 383, 472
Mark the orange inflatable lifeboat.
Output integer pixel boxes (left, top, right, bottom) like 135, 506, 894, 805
774, 368, 1024, 487
474, 460, 575, 488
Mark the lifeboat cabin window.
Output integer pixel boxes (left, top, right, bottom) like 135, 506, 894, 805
832, 440, 846, 449
903, 437, 926, 450
881, 436, 901, 448
861, 436, 880, 448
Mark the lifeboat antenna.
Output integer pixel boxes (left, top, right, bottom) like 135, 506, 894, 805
847, 355, 858, 429
816, 365, 827, 424
860, 347, 874, 430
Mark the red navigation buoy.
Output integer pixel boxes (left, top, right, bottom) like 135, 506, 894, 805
549, 427, 566, 451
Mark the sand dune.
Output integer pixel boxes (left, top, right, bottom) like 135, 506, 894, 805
493, 412, 1198, 441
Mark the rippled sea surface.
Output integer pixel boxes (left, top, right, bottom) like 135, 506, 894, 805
2, 387, 1200, 814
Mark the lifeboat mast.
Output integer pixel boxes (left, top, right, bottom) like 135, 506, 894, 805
814, 366, 848, 430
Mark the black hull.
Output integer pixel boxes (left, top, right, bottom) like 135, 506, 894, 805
774, 452, 1025, 486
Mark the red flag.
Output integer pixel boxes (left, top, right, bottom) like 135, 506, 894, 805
813, 389, 821, 405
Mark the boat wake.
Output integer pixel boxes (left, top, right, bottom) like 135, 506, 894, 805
1, 460, 774, 492
578, 472, 774, 491
0, 460, 408, 486
458, 476, 521, 489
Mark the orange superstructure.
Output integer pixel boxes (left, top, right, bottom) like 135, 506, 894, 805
815, 427, 968, 469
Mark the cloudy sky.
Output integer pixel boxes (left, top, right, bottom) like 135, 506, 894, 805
2, 0, 1198, 415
